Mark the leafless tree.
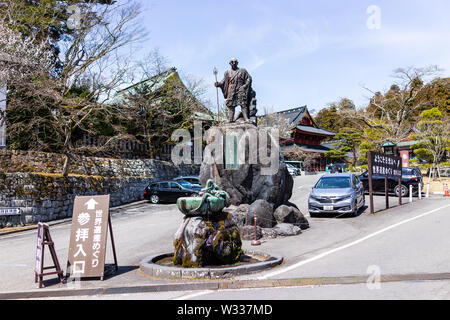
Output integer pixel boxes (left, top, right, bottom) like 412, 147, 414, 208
259, 106, 292, 139
283, 144, 320, 170
119, 72, 202, 158
134, 48, 170, 81
3, 1, 147, 176
343, 66, 442, 143
0, 23, 53, 86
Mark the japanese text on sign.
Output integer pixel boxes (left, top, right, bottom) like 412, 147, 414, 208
67, 195, 110, 278
370, 152, 402, 178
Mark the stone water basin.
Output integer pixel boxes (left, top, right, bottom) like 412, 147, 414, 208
139, 251, 283, 280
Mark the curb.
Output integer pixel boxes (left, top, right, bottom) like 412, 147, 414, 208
1, 272, 450, 300
0, 200, 149, 237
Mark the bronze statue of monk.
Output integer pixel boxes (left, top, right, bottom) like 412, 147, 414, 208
215, 58, 253, 123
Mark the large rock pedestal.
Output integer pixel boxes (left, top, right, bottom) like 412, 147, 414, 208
173, 211, 242, 268
199, 123, 307, 238
199, 123, 293, 208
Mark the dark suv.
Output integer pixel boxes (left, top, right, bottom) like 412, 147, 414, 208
359, 167, 423, 197
144, 181, 200, 204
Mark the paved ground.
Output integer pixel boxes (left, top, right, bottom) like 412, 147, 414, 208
38, 280, 448, 300
0, 173, 449, 300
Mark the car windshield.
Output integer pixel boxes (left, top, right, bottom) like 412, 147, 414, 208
177, 180, 192, 188
315, 177, 351, 189
403, 168, 421, 176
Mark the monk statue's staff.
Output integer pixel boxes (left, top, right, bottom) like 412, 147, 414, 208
213, 67, 220, 124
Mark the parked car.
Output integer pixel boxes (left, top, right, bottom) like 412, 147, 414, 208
326, 163, 349, 173
358, 167, 423, 197
173, 176, 201, 188
176, 180, 202, 192
308, 173, 365, 217
286, 163, 301, 176
426, 166, 450, 178
144, 181, 200, 204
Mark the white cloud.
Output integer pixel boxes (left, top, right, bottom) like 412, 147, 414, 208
163, 18, 321, 74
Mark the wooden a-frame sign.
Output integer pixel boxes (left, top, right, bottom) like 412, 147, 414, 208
66, 195, 118, 280
35, 223, 66, 288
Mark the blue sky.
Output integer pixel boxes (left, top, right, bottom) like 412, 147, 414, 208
132, 0, 450, 114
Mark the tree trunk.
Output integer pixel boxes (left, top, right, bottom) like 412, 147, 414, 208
62, 154, 71, 177
436, 162, 442, 182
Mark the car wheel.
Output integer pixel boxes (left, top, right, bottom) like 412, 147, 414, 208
150, 195, 160, 204
190, 193, 198, 197
394, 184, 408, 197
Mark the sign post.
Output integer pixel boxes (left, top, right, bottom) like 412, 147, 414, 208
367, 152, 375, 214
66, 195, 118, 280
34, 223, 66, 288
385, 176, 389, 209
367, 151, 402, 214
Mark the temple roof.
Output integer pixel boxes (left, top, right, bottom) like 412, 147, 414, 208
114, 67, 213, 116
296, 125, 336, 136
282, 143, 331, 154
274, 106, 308, 126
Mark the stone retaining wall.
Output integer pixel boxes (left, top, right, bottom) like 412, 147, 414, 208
0, 150, 199, 228
0, 149, 194, 178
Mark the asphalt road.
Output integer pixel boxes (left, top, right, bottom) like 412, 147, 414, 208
0, 173, 449, 300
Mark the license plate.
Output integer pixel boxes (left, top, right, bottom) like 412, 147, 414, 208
323, 206, 334, 211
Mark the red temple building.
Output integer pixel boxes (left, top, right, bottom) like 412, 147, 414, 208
270, 106, 336, 172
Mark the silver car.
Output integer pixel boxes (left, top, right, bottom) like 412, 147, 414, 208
308, 173, 365, 217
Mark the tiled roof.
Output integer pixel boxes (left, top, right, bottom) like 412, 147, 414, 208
397, 140, 420, 147
296, 125, 336, 136
117, 67, 177, 94
114, 68, 213, 117
282, 143, 331, 154
274, 106, 307, 126
320, 140, 345, 150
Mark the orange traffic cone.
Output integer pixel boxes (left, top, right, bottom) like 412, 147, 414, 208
445, 184, 449, 197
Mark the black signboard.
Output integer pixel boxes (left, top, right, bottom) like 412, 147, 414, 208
370, 152, 402, 178
367, 151, 403, 214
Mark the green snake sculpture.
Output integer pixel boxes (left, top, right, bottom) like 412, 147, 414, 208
177, 179, 231, 217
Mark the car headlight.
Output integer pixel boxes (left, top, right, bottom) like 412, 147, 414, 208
341, 195, 353, 201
